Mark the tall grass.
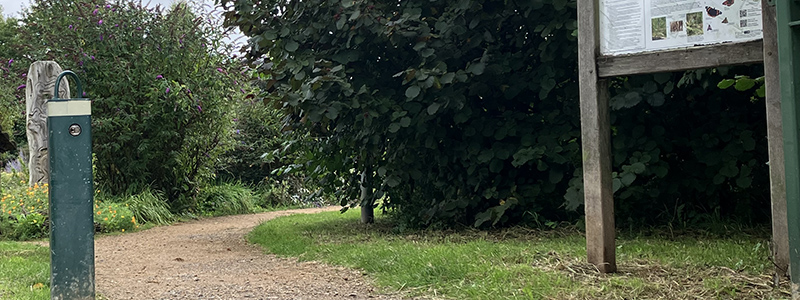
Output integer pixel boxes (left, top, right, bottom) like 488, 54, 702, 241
198, 182, 257, 216
121, 188, 175, 225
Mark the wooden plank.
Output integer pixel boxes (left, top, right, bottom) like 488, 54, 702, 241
762, 2, 789, 280
597, 40, 764, 78
578, 0, 616, 273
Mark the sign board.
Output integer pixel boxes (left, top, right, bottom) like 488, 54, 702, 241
600, 0, 764, 55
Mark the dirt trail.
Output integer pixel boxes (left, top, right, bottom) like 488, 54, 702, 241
94, 207, 406, 300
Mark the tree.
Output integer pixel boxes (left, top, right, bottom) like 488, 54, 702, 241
222, 0, 770, 227
21, 0, 245, 209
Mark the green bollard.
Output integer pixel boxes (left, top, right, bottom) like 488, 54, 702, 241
47, 71, 95, 300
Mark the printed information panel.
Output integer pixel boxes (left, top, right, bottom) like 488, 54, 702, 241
599, 0, 763, 55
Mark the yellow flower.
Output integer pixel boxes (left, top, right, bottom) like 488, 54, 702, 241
97, 211, 102, 215
103, 217, 108, 221
121, 229, 125, 232
32, 219, 37, 223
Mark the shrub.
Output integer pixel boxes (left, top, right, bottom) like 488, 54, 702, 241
20, 0, 246, 209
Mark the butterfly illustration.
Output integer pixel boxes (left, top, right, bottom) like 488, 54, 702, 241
722, 0, 734, 6
706, 6, 722, 17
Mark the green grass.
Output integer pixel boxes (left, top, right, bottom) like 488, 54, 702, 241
0, 241, 49, 299
248, 211, 790, 299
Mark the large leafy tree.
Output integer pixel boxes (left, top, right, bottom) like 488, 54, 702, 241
21, 0, 243, 208
223, 0, 770, 227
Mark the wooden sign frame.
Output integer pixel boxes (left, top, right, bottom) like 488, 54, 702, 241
577, 0, 786, 275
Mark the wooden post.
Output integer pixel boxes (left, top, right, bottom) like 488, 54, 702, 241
25, 61, 69, 186
578, 0, 616, 273
761, 1, 789, 279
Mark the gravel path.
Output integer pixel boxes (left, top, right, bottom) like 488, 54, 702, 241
94, 207, 408, 300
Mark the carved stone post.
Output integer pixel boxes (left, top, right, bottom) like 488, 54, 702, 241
25, 61, 69, 186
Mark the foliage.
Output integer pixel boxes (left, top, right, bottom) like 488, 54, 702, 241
218, 95, 291, 185
93, 201, 138, 233
223, 0, 770, 228
0, 14, 26, 158
249, 211, 782, 299
113, 188, 175, 225
0, 178, 140, 240
197, 181, 258, 215
19, 0, 246, 209
599, 66, 770, 226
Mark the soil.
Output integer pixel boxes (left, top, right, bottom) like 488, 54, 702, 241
93, 207, 409, 300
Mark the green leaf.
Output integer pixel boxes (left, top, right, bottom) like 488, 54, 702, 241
388, 123, 401, 133
734, 77, 756, 91
620, 172, 636, 186
399, 117, 411, 127
427, 102, 441, 115
405, 85, 421, 99
647, 92, 665, 106
285, 40, 299, 52
478, 149, 494, 163
629, 162, 646, 174
466, 62, 485, 75
441, 73, 455, 84
717, 79, 735, 89
653, 73, 671, 84
612, 178, 622, 193
385, 175, 401, 187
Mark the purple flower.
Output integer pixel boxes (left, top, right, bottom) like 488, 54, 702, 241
21, 73, 26, 78
106, 4, 111, 8
235, 129, 240, 134
115, 24, 119, 27
216, 68, 225, 74
68, 24, 73, 29
82, 92, 87, 97
197, 105, 202, 112
7, 59, 12, 66
16, 84, 25, 90
232, 118, 239, 122
240, 88, 245, 93
156, 75, 163, 79
90, 55, 95, 60
93, 9, 98, 15
136, 26, 142, 30
98, 20, 103, 25
165, 87, 170, 94
100, 35, 103, 41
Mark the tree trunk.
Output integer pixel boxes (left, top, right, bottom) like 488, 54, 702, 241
26, 61, 69, 186
360, 164, 374, 224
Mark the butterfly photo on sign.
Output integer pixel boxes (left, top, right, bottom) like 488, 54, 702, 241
705, 6, 723, 17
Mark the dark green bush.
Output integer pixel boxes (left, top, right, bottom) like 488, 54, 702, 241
215, 0, 771, 228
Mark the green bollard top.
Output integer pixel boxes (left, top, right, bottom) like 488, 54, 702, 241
51, 70, 86, 102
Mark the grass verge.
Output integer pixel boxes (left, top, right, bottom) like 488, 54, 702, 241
248, 210, 790, 300
0, 241, 49, 299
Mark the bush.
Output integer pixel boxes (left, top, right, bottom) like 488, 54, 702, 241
20, 0, 246, 209
224, 0, 770, 228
